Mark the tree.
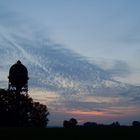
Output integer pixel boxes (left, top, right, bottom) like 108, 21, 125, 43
132, 121, 140, 128
63, 118, 78, 128
0, 89, 49, 127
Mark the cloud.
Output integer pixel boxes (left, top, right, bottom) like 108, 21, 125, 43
108, 60, 131, 77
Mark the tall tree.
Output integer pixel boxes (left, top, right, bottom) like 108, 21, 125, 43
0, 89, 49, 127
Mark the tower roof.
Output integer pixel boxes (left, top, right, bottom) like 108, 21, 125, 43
8, 60, 28, 91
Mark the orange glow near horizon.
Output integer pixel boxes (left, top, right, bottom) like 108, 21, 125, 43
65, 110, 105, 116
64, 107, 140, 118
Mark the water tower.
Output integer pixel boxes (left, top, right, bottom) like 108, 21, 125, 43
8, 60, 29, 94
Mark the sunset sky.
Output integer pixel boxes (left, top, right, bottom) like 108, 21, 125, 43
0, 0, 140, 127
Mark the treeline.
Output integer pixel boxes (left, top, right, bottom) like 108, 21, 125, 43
63, 118, 140, 129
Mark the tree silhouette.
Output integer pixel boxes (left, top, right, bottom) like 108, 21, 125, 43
63, 118, 78, 128
132, 121, 140, 128
0, 89, 49, 127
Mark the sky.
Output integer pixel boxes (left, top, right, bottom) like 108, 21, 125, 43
0, 0, 140, 127
1, 0, 140, 84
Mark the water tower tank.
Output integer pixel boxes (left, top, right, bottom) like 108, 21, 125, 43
8, 60, 29, 92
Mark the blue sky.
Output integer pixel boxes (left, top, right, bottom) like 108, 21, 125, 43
1, 0, 140, 85
1, 0, 140, 126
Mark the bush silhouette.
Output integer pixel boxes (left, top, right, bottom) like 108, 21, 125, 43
63, 118, 78, 128
0, 89, 49, 127
132, 121, 140, 127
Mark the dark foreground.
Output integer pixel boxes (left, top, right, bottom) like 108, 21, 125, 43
0, 127, 139, 139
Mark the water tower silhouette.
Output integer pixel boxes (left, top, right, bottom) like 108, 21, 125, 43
8, 60, 29, 94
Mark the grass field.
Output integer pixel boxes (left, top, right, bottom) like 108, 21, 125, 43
0, 127, 139, 139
